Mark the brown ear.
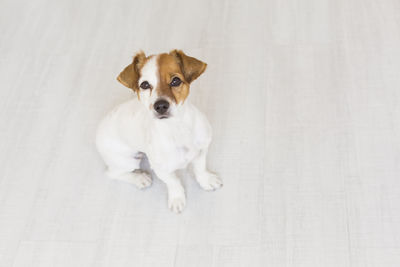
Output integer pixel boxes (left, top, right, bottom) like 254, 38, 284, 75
117, 51, 146, 91
170, 50, 207, 83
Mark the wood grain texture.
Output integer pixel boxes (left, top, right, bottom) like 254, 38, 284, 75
1, 0, 400, 266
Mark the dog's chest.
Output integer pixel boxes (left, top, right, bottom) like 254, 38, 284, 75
147, 121, 206, 171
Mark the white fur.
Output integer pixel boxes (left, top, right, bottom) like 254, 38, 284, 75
96, 58, 222, 213
137, 56, 159, 110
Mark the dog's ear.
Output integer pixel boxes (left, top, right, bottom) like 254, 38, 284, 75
170, 50, 207, 83
117, 51, 146, 91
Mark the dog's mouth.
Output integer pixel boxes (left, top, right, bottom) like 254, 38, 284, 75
155, 113, 170, 120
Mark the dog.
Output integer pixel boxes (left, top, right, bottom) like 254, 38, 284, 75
96, 50, 223, 213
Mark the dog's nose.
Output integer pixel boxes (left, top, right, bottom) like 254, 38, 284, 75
154, 100, 170, 114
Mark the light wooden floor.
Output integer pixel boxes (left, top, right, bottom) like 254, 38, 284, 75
1, 0, 400, 266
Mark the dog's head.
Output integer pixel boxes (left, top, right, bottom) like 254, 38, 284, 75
117, 50, 207, 119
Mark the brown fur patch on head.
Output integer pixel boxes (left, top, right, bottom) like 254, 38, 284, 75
117, 51, 147, 94
157, 51, 207, 104
170, 50, 207, 83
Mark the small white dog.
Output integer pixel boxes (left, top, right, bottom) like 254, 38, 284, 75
96, 50, 222, 213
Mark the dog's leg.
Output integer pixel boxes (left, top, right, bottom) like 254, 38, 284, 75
107, 170, 152, 189
105, 153, 152, 190
191, 149, 223, 191
154, 170, 186, 213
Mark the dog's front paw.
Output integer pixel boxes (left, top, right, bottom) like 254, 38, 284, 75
168, 195, 186, 213
196, 171, 223, 191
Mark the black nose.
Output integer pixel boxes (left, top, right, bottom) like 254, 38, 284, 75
154, 100, 170, 114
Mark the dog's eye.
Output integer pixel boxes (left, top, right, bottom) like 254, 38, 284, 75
140, 81, 151, 89
170, 77, 182, 87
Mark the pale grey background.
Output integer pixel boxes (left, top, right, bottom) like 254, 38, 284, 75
1, 0, 400, 266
